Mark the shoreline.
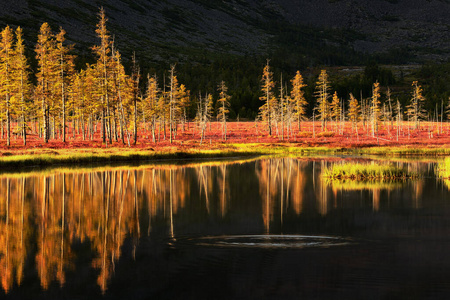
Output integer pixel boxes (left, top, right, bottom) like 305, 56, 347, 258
1, 143, 450, 172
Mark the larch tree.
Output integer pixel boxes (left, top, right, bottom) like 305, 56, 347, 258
315, 70, 330, 131
278, 74, 286, 140
157, 88, 168, 141
0, 26, 15, 146
144, 74, 159, 143
131, 53, 140, 145
330, 91, 341, 132
290, 70, 307, 131
348, 93, 360, 132
197, 93, 213, 143
71, 70, 86, 139
371, 81, 381, 137
35, 22, 57, 143
13, 27, 31, 146
386, 88, 394, 130
260, 60, 275, 135
394, 99, 402, 141
217, 80, 230, 141
178, 83, 190, 132
407, 81, 426, 130
168, 65, 178, 143
92, 7, 113, 145
55, 28, 75, 143
111, 48, 131, 145
446, 97, 450, 121
83, 66, 99, 141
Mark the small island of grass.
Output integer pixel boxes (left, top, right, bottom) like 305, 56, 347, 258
322, 162, 417, 180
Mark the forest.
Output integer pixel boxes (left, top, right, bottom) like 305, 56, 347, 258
1, 8, 450, 148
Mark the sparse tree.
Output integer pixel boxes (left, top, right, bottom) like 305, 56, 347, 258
131, 53, 140, 145
55, 28, 75, 143
407, 81, 426, 130
92, 7, 114, 145
330, 91, 341, 132
371, 81, 381, 137
168, 65, 178, 143
144, 75, 159, 142
260, 60, 276, 135
290, 70, 307, 132
13, 27, 31, 145
348, 93, 360, 132
315, 70, 330, 131
217, 80, 230, 141
0, 26, 15, 146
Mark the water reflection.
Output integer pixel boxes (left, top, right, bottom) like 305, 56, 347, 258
190, 235, 352, 249
0, 157, 447, 296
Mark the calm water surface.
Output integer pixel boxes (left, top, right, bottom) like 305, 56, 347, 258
1, 157, 450, 299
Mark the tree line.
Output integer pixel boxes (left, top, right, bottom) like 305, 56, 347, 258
258, 61, 435, 141
0, 8, 446, 146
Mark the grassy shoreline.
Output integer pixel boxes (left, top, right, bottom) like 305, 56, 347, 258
1, 143, 450, 170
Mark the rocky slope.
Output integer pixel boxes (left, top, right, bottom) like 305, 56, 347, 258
0, 0, 449, 64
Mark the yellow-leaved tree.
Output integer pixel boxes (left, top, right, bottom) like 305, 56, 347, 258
290, 70, 307, 131
260, 60, 276, 135
407, 81, 426, 130
348, 93, 360, 132
55, 28, 75, 142
92, 7, 114, 145
0, 26, 15, 146
35, 22, 57, 143
144, 74, 160, 143
330, 91, 341, 132
371, 81, 381, 137
217, 80, 230, 141
315, 70, 330, 131
13, 27, 31, 145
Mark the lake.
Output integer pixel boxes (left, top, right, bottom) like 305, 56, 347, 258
1, 156, 450, 299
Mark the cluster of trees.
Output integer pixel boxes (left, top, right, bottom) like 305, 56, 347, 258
0, 8, 447, 147
0, 8, 216, 146
258, 61, 433, 140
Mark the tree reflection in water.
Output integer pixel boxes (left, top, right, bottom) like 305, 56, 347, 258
0, 158, 439, 295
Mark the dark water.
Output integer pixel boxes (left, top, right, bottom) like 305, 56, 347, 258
1, 157, 450, 299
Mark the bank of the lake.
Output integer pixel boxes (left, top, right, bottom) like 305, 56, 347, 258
1, 143, 450, 170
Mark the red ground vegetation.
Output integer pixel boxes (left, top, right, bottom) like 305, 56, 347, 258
1, 121, 450, 154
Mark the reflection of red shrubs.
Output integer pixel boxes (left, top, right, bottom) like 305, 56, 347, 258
1, 121, 450, 151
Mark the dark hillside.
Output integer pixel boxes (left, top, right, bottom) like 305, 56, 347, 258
1, 0, 449, 66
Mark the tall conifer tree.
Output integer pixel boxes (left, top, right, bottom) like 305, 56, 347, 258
290, 70, 307, 131
93, 7, 113, 145
260, 60, 275, 135
315, 70, 330, 130
14, 27, 30, 145
0, 26, 14, 146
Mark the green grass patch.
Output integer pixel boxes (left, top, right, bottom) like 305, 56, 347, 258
436, 157, 450, 179
353, 147, 450, 157
322, 162, 417, 180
